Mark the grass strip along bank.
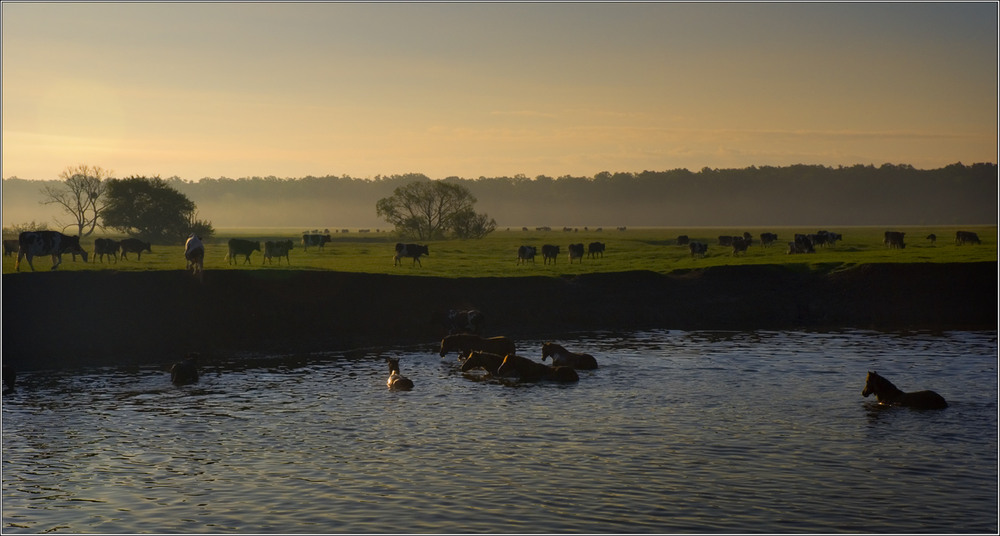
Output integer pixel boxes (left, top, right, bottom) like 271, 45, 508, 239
2, 226, 996, 278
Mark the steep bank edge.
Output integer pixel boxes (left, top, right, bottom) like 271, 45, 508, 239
2, 262, 995, 371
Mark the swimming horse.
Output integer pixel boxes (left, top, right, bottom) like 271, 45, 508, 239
862, 371, 948, 409
496, 354, 579, 383
541, 342, 599, 370
387, 358, 414, 391
170, 353, 200, 386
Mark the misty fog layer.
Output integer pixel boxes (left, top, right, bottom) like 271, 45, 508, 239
3, 163, 996, 230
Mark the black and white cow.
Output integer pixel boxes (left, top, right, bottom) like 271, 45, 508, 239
955, 231, 981, 245
185, 233, 205, 278
119, 238, 152, 261
542, 245, 560, 264
759, 232, 778, 247
263, 239, 294, 264
302, 233, 331, 251
3, 239, 19, 257
15, 231, 88, 271
227, 238, 260, 265
93, 238, 120, 263
884, 231, 906, 249
676, 235, 690, 246
568, 243, 585, 264
587, 242, 606, 258
731, 236, 749, 256
394, 243, 429, 266
517, 245, 537, 264
689, 241, 708, 258
787, 234, 815, 254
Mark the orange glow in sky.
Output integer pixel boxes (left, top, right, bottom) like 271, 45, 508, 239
2, 2, 996, 181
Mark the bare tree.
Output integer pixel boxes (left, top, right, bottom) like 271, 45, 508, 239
40, 164, 112, 237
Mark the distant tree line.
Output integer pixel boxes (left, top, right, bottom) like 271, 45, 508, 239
3, 163, 996, 230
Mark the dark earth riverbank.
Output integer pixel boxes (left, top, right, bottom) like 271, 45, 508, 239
3, 262, 996, 371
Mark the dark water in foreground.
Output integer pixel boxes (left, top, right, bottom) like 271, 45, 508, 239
2, 330, 997, 533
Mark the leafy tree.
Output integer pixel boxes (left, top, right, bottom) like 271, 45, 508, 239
102, 176, 214, 244
375, 180, 494, 240
40, 164, 112, 237
451, 208, 497, 239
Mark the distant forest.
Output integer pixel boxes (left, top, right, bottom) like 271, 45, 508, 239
3, 163, 996, 229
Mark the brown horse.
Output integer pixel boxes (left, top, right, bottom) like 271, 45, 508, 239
439, 334, 516, 358
460, 351, 506, 375
387, 357, 414, 391
496, 354, 579, 383
170, 353, 200, 386
862, 371, 947, 409
541, 342, 598, 370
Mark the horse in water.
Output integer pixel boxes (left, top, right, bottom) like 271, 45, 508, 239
439, 334, 516, 359
170, 354, 200, 386
496, 354, 579, 383
862, 371, 948, 409
460, 351, 506, 376
541, 342, 599, 370
386, 358, 414, 391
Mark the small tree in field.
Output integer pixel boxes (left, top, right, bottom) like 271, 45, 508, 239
102, 176, 214, 244
375, 180, 495, 240
40, 164, 112, 237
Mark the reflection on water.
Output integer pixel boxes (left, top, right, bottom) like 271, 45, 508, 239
3, 330, 997, 533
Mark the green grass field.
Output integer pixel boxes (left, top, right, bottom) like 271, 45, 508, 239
3, 226, 996, 277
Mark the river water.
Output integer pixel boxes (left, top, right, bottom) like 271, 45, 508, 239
2, 330, 996, 533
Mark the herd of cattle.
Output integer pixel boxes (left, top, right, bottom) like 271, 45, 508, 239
516, 242, 606, 265
3, 229, 987, 272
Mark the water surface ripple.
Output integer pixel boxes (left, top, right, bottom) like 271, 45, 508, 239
3, 330, 996, 533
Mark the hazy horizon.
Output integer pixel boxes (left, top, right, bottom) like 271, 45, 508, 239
3, 2, 997, 183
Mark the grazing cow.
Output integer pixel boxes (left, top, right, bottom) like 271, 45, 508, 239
542, 245, 560, 264
440, 334, 516, 358
227, 238, 260, 265
3, 239, 19, 256
787, 234, 815, 254
496, 354, 579, 383
93, 238, 120, 264
15, 231, 88, 271
689, 241, 708, 258
442, 309, 485, 335
884, 231, 906, 249
119, 238, 152, 261
731, 236, 749, 256
263, 239, 294, 264
184, 234, 205, 278
568, 243, 585, 263
386, 357, 414, 391
742, 232, 753, 246
517, 245, 537, 265
302, 233, 331, 251
394, 243, 429, 266
955, 231, 981, 245
170, 353, 200, 386
676, 235, 690, 246
541, 342, 598, 370
718, 235, 734, 246
926, 234, 937, 244
587, 242, 606, 258
759, 232, 778, 247
815, 230, 842, 247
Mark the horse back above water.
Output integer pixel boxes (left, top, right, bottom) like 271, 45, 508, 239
862, 371, 948, 410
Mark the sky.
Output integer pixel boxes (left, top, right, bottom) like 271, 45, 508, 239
2, 2, 997, 182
